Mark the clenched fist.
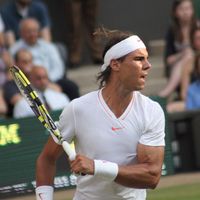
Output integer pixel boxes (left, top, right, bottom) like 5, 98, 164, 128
70, 154, 94, 175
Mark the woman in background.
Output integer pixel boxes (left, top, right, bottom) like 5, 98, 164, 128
180, 26, 200, 99
159, 0, 198, 100
186, 53, 200, 109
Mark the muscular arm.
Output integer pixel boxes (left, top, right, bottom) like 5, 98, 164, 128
36, 137, 63, 186
70, 143, 164, 189
115, 143, 164, 189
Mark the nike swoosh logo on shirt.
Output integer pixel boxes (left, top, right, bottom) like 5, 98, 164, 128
111, 127, 124, 131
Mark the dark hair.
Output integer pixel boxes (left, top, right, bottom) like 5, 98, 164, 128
95, 28, 132, 88
171, 0, 197, 42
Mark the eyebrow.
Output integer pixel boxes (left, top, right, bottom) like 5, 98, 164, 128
133, 54, 149, 59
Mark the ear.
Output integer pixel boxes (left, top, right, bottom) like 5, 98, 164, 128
110, 59, 120, 71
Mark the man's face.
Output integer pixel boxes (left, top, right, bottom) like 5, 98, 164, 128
115, 48, 151, 91
31, 68, 49, 91
175, 0, 194, 23
21, 20, 39, 45
16, 51, 33, 76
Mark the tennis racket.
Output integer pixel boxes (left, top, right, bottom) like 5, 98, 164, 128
9, 65, 76, 161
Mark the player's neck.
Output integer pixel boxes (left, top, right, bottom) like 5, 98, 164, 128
102, 87, 133, 118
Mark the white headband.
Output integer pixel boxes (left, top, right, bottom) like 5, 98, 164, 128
101, 35, 146, 71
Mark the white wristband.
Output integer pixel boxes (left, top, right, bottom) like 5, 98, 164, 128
94, 160, 118, 181
36, 185, 53, 200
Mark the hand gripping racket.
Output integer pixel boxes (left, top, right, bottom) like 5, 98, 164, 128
10, 65, 76, 161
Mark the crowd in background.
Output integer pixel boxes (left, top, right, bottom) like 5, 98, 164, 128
0, 0, 83, 119
159, 0, 200, 113
0, 0, 105, 120
0, 0, 200, 120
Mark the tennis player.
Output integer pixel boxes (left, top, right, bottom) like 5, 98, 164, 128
36, 28, 165, 200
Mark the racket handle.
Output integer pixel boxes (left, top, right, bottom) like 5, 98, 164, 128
62, 141, 76, 161
62, 141, 86, 176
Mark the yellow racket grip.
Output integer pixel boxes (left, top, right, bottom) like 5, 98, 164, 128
62, 141, 76, 161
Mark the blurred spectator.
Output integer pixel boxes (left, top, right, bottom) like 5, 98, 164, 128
0, 0, 52, 48
3, 49, 64, 117
9, 18, 80, 100
3, 49, 34, 117
0, 50, 13, 88
13, 66, 70, 118
159, 0, 198, 100
0, 12, 13, 88
167, 28, 200, 113
166, 97, 185, 113
0, 59, 7, 87
186, 52, 200, 109
10, 18, 64, 81
180, 26, 200, 99
0, 13, 6, 88
67, 0, 102, 68
0, 13, 5, 47
0, 89, 7, 118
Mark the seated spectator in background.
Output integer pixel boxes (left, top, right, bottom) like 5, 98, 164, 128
159, 0, 198, 100
0, 13, 5, 48
0, 21, 13, 118
0, 13, 14, 88
180, 26, 200, 98
0, 89, 7, 119
0, 13, 6, 87
3, 49, 33, 117
13, 66, 70, 118
0, 0, 51, 47
167, 52, 200, 113
9, 18, 80, 100
10, 18, 64, 81
3, 48, 62, 117
166, 26, 200, 113
0, 49, 13, 88
0, 58, 7, 87
186, 52, 200, 109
